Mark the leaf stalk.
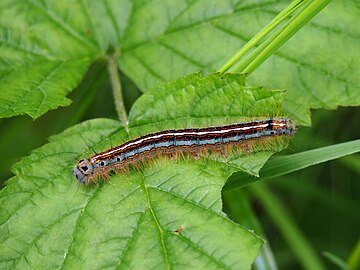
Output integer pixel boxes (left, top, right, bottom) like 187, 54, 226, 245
108, 52, 129, 132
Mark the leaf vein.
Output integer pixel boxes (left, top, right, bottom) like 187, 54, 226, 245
140, 174, 171, 269
115, 211, 146, 270
26, 0, 98, 50
103, 0, 122, 46
11, 208, 81, 269
131, 53, 167, 82
59, 185, 102, 269
157, 41, 206, 69
150, 186, 223, 217
176, 233, 231, 269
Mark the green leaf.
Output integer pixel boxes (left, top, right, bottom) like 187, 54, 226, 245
247, 1, 360, 125
2, 1, 359, 125
0, 0, 99, 119
0, 59, 91, 119
128, 73, 290, 176
119, 0, 360, 125
323, 251, 350, 270
225, 139, 360, 190
0, 73, 292, 269
0, 0, 131, 119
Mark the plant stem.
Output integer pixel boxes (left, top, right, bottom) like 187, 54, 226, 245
242, 0, 332, 75
218, 0, 305, 74
108, 52, 129, 132
218, 0, 332, 75
249, 183, 326, 270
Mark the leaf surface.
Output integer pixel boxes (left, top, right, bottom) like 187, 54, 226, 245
1, 0, 359, 124
120, 0, 360, 126
0, 0, 125, 118
246, 1, 360, 125
0, 73, 290, 269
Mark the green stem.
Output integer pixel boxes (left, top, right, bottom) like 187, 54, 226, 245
249, 183, 326, 270
241, 0, 332, 75
108, 52, 129, 132
218, 0, 305, 74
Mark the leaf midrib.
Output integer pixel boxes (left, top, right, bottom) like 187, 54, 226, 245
120, 0, 280, 53
60, 185, 101, 269
140, 173, 171, 269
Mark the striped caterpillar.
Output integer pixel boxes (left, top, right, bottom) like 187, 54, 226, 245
74, 118, 295, 184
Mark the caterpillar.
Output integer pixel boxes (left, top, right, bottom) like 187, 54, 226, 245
74, 118, 295, 184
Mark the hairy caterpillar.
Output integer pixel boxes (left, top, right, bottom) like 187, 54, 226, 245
74, 118, 295, 184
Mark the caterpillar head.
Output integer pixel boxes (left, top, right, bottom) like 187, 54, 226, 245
73, 159, 95, 184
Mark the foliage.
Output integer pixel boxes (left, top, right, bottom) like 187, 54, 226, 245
0, 0, 359, 269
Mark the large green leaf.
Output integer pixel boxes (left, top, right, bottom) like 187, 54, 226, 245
246, 0, 360, 125
0, 0, 128, 119
0, 73, 291, 269
119, 0, 360, 125
1, 0, 359, 125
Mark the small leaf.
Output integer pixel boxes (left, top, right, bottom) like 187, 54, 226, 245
0, 59, 91, 119
0, 73, 290, 269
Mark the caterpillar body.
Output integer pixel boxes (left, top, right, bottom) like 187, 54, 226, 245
74, 118, 295, 184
